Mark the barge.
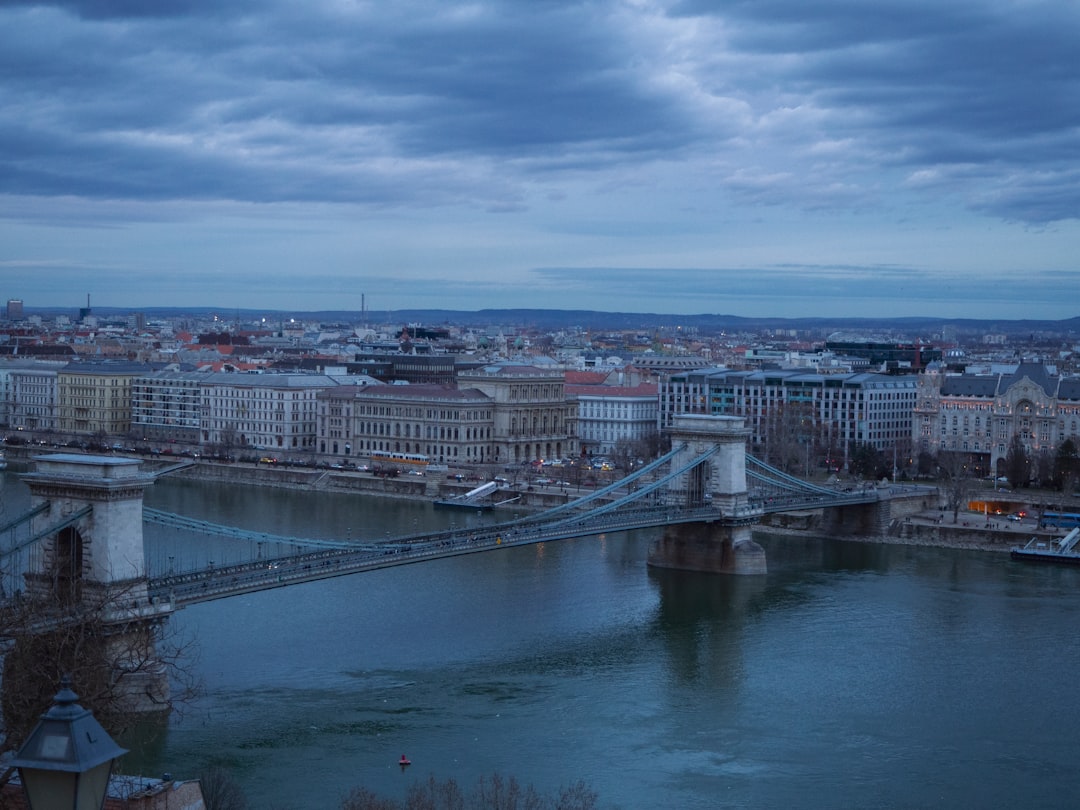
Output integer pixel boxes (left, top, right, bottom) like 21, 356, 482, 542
1010, 527, 1080, 564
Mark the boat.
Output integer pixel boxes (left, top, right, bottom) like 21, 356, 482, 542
434, 480, 499, 511
1010, 527, 1080, 564
399, 755, 411, 768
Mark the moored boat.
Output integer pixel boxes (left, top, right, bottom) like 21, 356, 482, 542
433, 480, 499, 511
1011, 527, 1080, 564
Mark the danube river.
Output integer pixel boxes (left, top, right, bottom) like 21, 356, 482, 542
6, 472, 1080, 808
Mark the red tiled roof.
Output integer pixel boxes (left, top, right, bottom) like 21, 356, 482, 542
564, 371, 608, 385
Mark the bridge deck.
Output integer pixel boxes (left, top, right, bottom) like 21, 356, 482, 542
147, 503, 750, 606
146, 485, 912, 607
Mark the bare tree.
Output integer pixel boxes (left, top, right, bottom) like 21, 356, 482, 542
341, 788, 398, 810
760, 400, 815, 475
200, 766, 250, 810
338, 774, 598, 810
937, 450, 975, 523
0, 580, 200, 755
472, 773, 545, 810
403, 775, 466, 810
552, 781, 598, 810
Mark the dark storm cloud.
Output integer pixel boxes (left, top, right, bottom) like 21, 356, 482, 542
0, 1, 690, 209
673, 0, 1080, 221
0, 0, 1077, 223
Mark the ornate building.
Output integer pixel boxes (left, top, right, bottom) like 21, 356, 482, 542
913, 361, 1080, 472
315, 364, 576, 468
457, 364, 576, 466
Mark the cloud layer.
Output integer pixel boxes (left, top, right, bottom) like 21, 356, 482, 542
1, 0, 1077, 316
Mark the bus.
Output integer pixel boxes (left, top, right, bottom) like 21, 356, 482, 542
1040, 512, 1080, 529
370, 451, 429, 467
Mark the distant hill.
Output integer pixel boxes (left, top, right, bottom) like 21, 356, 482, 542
23, 306, 1080, 335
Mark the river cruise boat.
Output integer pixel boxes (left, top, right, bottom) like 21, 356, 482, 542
1011, 527, 1080, 565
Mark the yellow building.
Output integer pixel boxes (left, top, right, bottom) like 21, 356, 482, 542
57, 362, 153, 437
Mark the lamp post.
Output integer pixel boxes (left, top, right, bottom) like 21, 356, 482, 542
9, 676, 127, 810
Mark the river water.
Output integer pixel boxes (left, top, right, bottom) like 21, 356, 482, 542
5, 472, 1080, 808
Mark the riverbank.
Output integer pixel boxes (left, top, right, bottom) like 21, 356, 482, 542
162, 458, 583, 511
5, 450, 1054, 554
173, 458, 1035, 554
758, 504, 1048, 553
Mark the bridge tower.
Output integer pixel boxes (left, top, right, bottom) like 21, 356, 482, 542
648, 415, 766, 575
17, 454, 173, 713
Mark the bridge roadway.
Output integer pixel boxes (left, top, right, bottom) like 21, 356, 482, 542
146, 486, 888, 607
146, 503, 733, 606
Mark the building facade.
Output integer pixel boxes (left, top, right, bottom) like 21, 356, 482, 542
7, 364, 61, 433
0, 361, 56, 428
913, 361, 1080, 471
457, 364, 576, 466
199, 373, 338, 453
661, 367, 918, 467
57, 363, 151, 437
567, 382, 658, 456
131, 370, 205, 444
317, 384, 494, 464
131, 370, 343, 453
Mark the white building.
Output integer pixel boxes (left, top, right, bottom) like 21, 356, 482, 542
132, 370, 345, 453
5, 362, 61, 433
566, 380, 658, 456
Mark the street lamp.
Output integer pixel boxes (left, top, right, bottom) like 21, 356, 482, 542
9, 676, 127, 810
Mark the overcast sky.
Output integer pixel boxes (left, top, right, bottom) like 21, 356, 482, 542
1, 0, 1078, 320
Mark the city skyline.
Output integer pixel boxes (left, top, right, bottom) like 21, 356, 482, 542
1, 1, 1078, 319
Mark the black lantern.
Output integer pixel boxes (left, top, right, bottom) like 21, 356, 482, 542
8, 677, 128, 810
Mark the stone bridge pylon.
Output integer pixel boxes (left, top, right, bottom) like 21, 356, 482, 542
648, 415, 767, 575
18, 454, 174, 713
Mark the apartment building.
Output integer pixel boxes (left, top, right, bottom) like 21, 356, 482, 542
6, 363, 61, 432
57, 362, 152, 436
200, 373, 340, 452
0, 360, 62, 428
132, 370, 343, 452
131, 370, 206, 444
566, 376, 658, 457
660, 367, 918, 461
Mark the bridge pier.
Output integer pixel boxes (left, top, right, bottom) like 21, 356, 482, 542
823, 499, 892, 536
648, 415, 766, 575
15, 454, 174, 716
648, 520, 767, 575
